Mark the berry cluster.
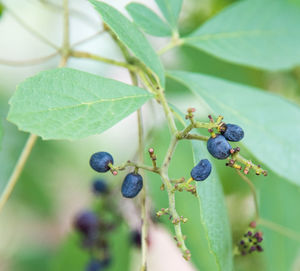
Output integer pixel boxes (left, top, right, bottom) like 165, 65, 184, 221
74, 179, 116, 271
205, 115, 267, 176
235, 221, 264, 256
90, 152, 144, 198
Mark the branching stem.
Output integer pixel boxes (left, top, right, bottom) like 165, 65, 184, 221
70, 51, 137, 71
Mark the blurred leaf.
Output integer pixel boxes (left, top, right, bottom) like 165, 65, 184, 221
126, 3, 172, 37
89, 0, 165, 86
167, 71, 300, 187
13, 247, 52, 271
0, 119, 3, 149
155, 0, 182, 31
50, 223, 131, 271
192, 138, 233, 271
257, 173, 300, 271
8, 68, 152, 140
184, 0, 300, 70
50, 233, 89, 271
0, 2, 4, 17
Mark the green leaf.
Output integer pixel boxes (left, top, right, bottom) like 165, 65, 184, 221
126, 3, 172, 37
257, 174, 300, 271
0, 119, 3, 150
8, 68, 152, 140
155, 0, 182, 30
0, 3, 4, 17
167, 70, 300, 187
191, 137, 233, 271
184, 0, 300, 70
89, 0, 165, 86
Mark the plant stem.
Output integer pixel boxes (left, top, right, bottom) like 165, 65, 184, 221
236, 170, 259, 220
70, 51, 137, 71
129, 69, 147, 271
59, 0, 70, 66
0, 134, 37, 212
157, 38, 183, 55
259, 218, 300, 243
0, 52, 59, 67
3, 3, 59, 50
155, 87, 177, 135
72, 30, 105, 47
137, 108, 148, 271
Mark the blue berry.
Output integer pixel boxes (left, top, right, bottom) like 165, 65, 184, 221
74, 211, 99, 235
90, 152, 113, 173
92, 179, 108, 194
207, 134, 232, 159
221, 124, 244, 142
86, 259, 103, 271
190, 159, 212, 181
121, 173, 143, 198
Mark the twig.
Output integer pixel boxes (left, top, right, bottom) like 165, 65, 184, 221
72, 30, 105, 47
0, 134, 37, 212
0, 52, 59, 67
157, 38, 183, 55
70, 51, 137, 71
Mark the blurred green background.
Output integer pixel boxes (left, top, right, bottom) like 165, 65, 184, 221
1, 0, 300, 270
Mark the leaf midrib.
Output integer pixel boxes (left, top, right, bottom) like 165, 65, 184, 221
9, 94, 150, 115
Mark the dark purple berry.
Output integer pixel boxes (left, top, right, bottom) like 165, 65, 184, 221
250, 246, 256, 252
92, 179, 108, 194
130, 230, 141, 248
86, 259, 103, 271
257, 237, 263, 243
190, 159, 212, 181
247, 231, 252, 236
207, 134, 232, 160
121, 173, 143, 198
256, 245, 263, 252
74, 211, 99, 236
240, 240, 245, 245
221, 124, 244, 142
90, 152, 113, 173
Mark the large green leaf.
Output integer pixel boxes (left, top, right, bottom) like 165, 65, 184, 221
167, 71, 300, 186
126, 3, 172, 37
155, 0, 182, 31
257, 173, 300, 271
184, 0, 300, 70
8, 68, 152, 140
0, 120, 3, 149
192, 139, 233, 271
89, 0, 165, 86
